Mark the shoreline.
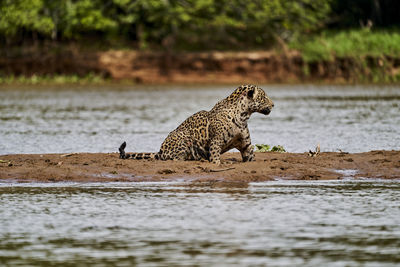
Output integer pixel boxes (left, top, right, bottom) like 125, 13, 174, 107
2, 50, 400, 85
1, 151, 399, 185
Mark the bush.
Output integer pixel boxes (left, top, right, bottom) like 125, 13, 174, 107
290, 29, 400, 62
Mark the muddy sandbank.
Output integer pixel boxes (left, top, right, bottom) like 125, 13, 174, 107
1, 151, 399, 185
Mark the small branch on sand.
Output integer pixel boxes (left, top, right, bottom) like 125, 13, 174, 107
60, 153, 79, 158
209, 167, 235, 172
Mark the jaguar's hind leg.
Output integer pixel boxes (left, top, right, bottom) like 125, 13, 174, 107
190, 144, 210, 161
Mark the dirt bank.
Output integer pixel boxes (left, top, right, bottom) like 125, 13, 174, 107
1, 47, 399, 84
1, 151, 399, 185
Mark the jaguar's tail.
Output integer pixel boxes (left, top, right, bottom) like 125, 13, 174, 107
119, 142, 157, 160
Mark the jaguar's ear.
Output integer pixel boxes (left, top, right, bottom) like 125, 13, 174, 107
247, 88, 255, 98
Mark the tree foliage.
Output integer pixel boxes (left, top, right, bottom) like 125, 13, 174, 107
0, 0, 398, 50
0, 0, 54, 37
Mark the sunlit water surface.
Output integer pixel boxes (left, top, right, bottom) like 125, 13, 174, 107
0, 180, 399, 266
1, 84, 399, 154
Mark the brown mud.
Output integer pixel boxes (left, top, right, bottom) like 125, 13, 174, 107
1, 151, 399, 185
1, 48, 399, 84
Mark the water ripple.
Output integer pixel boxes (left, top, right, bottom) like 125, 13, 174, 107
0, 180, 399, 266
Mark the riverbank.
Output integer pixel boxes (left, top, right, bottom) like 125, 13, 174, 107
1, 47, 400, 85
1, 151, 399, 185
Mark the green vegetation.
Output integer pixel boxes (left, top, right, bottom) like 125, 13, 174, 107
1, 0, 399, 51
255, 144, 286, 153
0, 74, 108, 85
0, 0, 332, 50
290, 29, 400, 62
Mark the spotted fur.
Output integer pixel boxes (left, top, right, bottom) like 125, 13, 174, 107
119, 84, 274, 164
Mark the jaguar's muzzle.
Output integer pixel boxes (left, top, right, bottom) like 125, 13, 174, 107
260, 107, 271, 115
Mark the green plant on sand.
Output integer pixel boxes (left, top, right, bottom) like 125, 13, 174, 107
255, 144, 286, 153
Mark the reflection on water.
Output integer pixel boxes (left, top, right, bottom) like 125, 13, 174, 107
0, 84, 400, 154
0, 180, 399, 266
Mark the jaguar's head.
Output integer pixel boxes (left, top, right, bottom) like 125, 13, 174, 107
237, 84, 274, 115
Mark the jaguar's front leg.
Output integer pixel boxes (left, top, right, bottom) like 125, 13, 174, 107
239, 129, 254, 162
240, 144, 254, 162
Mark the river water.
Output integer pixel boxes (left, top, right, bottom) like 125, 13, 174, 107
1, 85, 400, 266
1, 84, 399, 154
0, 180, 399, 266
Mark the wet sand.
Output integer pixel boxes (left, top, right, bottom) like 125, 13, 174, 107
1, 151, 399, 185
